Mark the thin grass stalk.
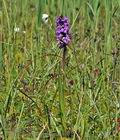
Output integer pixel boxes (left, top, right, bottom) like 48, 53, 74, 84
13, 103, 25, 139
0, 13, 3, 69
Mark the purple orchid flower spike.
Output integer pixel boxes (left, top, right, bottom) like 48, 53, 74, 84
55, 16, 71, 71
56, 16, 71, 48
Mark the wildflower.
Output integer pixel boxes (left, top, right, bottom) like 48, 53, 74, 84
56, 16, 71, 48
22, 31, 26, 34
42, 14, 49, 23
14, 27, 20, 32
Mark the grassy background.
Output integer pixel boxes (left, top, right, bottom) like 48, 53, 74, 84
0, 0, 120, 139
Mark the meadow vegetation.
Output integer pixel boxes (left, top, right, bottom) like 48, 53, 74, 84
0, 0, 120, 139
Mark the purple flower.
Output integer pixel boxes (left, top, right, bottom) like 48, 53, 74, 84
56, 16, 71, 48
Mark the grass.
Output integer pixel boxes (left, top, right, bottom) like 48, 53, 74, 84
0, 0, 120, 139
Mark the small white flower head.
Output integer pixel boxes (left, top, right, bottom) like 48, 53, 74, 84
116, 103, 120, 108
22, 31, 26, 34
42, 14, 49, 23
14, 27, 20, 32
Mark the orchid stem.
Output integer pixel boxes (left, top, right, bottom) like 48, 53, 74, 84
62, 46, 67, 71
59, 46, 67, 131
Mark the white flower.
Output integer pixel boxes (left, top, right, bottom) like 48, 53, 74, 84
14, 27, 20, 32
42, 14, 49, 23
22, 31, 26, 34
